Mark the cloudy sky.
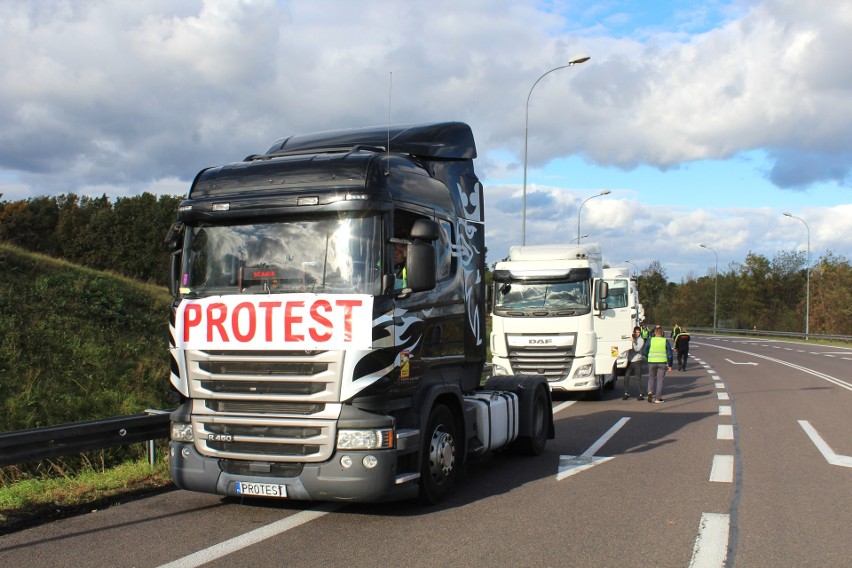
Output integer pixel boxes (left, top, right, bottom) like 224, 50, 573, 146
2, 0, 850, 281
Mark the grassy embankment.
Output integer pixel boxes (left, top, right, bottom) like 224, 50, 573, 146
0, 243, 175, 533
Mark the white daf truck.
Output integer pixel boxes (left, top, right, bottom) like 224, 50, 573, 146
490, 244, 641, 399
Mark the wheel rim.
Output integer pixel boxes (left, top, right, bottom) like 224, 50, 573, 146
428, 426, 455, 483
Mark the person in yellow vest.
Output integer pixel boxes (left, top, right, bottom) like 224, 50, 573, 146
393, 243, 408, 290
671, 323, 682, 339
641, 324, 673, 403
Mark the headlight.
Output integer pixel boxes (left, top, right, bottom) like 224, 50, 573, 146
337, 428, 394, 450
574, 363, 593, 378
493, 365, 509, 376
171, 422, 194, 442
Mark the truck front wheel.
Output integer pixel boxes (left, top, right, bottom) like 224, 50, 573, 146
418, 404, 458, 504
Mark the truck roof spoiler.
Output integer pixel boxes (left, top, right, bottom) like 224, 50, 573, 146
261, 122, 477, 160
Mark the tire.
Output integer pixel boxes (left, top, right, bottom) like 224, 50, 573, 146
511, 385, 549, 455
418, 404, 458, 504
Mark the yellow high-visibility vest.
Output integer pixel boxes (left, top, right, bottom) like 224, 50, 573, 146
647, 336, 668, 363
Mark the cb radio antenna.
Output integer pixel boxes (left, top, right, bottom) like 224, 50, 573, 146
387, 71, 392, 171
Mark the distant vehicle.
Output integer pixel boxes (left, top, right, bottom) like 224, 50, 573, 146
490, 244, 641, 399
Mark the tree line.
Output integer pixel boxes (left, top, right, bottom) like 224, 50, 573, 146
0, 193, 181, 286
1, 193, 850, 335
636, 253, 851, 336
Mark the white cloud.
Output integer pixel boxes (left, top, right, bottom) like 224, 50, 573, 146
0, 0, 849, 280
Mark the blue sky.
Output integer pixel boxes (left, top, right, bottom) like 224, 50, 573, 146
0, 0, 849, 282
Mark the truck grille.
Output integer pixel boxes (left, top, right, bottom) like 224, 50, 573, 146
508, 347, 573, 380
193, 415, 334, 462
185, 349, 342, 403
183, 349, 344, 462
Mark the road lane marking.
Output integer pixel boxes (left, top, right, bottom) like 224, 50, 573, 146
552, 400, 577, 414
689, 513, 730, 568
719, 406, 731, 416
717, 425, 734, 440
710, 455, 734, 483
725, 358, 757, 365
714, 383, 725, 389
158, 503, 343, 568
695, 342, 852, 392
798, 420, 852, 468
557, 417, 629, 480
717, 392, 730, 400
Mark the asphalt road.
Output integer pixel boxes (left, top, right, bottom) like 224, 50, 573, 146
1, 335, 850, 567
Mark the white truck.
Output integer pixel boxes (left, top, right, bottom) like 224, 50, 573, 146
489, 244, 641, 399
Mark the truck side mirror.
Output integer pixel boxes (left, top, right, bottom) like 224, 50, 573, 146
169, 250, 182, 296
165, 222, 185, 296
410, 219, 439, 241
164, 222, 184, 251
405, 241, 436, 292
595, 280, 609, 316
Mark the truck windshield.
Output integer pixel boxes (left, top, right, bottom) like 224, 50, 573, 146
180, 215, 381, 296
495, 280, 591, 312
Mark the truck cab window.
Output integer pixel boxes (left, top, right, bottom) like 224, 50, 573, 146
181, 216, 381, 297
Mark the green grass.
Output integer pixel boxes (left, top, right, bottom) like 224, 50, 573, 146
0, 243, 177, 532
0, 242, 174, 433
0, 457, 173, 534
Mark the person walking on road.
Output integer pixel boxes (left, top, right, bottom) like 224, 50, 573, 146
642, 324, 673, 403
623, 326, 646, 400
674, 328, 691, 371
671, 323, 682, 339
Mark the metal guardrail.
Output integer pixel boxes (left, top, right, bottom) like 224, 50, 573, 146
0, 410, 171, 468
684, 327, 852, 343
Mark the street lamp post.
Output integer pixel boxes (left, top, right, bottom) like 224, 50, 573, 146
571, 234, 589, 243
783, 212, 810, 339
624, 260, 637, 278
699, 243, 718, 332
522, 55, 590, 246
577, 190, 610, 244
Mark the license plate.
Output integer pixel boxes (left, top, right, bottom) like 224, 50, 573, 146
235, 481, 288, 498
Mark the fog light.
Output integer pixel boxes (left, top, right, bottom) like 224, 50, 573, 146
362, 455, 378, 469
340, 455, 353, 469
180, 447, 191, 459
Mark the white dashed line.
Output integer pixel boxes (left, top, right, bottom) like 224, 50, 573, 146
689, 513, 730, 568
710, 455, 734, 482
717, 425, 734, 440
717, 392, 730, 400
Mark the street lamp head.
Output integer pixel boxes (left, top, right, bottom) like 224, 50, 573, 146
568, 54, 591, 65
783, 212, 792, 217
600, 189, 611, 196
699, 243, 707, 249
